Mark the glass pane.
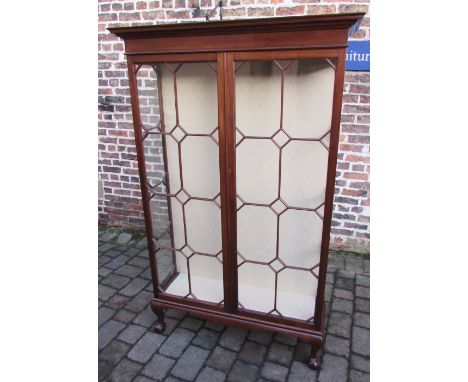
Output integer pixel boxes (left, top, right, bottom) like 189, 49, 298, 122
137, 62, 223, 305
235, 58, 335, 320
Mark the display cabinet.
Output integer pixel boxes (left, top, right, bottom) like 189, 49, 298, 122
109, 12, 364, 369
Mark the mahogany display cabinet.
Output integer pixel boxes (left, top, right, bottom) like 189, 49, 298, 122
109, 12, 364, 369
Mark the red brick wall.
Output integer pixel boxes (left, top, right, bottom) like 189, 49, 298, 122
98, 0, 370, 253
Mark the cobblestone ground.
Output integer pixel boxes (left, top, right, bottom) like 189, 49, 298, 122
99, 229, 370, 382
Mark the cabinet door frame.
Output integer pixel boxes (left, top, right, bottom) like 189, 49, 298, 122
224, 48, 347, 330
127, 53, 232, 313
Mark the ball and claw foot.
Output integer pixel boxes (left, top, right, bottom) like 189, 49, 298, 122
153, 321, 166, 333
308, 354, 321, 370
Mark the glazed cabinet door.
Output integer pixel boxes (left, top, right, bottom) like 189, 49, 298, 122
228, 51, 338, 323
129, 55, 228, 308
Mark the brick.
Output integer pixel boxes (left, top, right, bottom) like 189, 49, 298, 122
171, 346, 210, 380
119, 12, 141, 21
247, 7, 273, 17
276, 6, 304, 16
142, 353, 175, 380
127, 332, 166, 363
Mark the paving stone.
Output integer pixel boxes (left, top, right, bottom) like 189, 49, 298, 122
219, 326, 248, 351
355, 298, 370, 313
106, 255, 129, 270
238, 341, 267, 365
275, 333, 298, 346
336, 269, 355, 279
354, 312, 370, 328
267, 342, 294, 366
327, 253, 344, 270
318, 354, 348, 382
288, 360, 317, 381
159, 328, 195, 358
106, 294, 131, 310
345, 255, 364, 272
98, 266, 113, 277
133, 376, 157, 382
204, 320, 225, 332
99, 340, 130, 367
332, 297, 353, 314
324, 284, 333, 303
99, 243, 115, 253
124, 247, 142, 257
128, 257, 149, 268
117, 232, 133, 244
228, 361, 259, 382
113, 309, 136, 324
115, 264, 143, 278
325, 272, 335, 285
324, 334, 350, 358
333, 288, 354, 301
166, 308, 186, 320
139, 268, 152, 280
248, 330, 273, 345
120, 278, 149, 297
136, 238, 148, 248
355, 274, 370, 287
196, 366, 226, 382
207, 346, 237, 371
99, 360, 113, 381
164, 377, 183, 382
328, 311, 352, 339
164, 317, 178, 335
171, 345, 210, 381
355, 286, 369, 299
99, 320, 126, 349
193, 328, 221, 350
180, 316, 204, 331
260, 361, 289, 382
349, 369, 370, 382
335, 277, 355, 291
99, 285, 117, 301
293, 341, 311, 363
128, 332, 166, 363
101, 273, 132, 289
99, 307, 116, 327
108, 359, 142, 382
118, 324, 147, 344
133, 308, 157, 328
125, 290, 152, 313
351, 354, 370, 373
100, 232, 117, 242
99, 256, 112, 267
352, 326, 369, 357
141, 353, 175, 380
363, 259, 370, 273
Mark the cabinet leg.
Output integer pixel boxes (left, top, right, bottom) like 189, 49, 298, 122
308, 343, 322, 370
151, 307, 166, 334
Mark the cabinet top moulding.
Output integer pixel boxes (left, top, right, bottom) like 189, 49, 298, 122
108, 13, 365, 55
